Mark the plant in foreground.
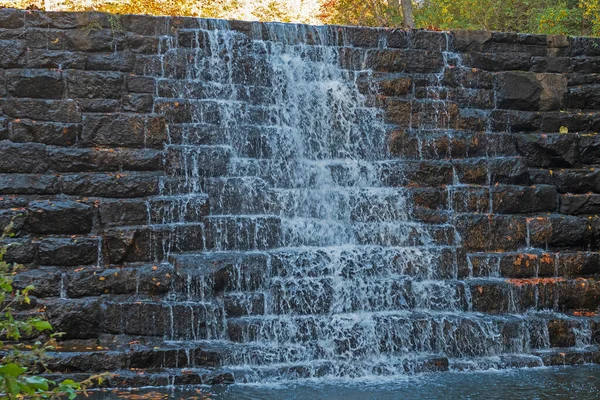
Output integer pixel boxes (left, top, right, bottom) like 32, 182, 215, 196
0, 218, 107, 399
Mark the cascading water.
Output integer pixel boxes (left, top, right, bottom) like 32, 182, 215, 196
141, 20, 585, 383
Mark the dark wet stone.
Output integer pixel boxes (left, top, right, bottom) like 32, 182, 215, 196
28, 199, 93, 234
45, 298, 102, 339
38, 237, 99, 266
81, 114, 166, 149
6, 70, 65, 99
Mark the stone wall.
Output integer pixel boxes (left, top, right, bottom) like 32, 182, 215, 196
1, 8, 600, 384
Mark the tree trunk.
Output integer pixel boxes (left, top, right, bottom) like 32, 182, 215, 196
400, 0, 414, 29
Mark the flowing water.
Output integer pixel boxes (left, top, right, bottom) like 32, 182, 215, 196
88, 365, 600, 399
134, 20, 597, 383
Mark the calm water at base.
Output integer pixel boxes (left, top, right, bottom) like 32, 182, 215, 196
88, 365, 600, 399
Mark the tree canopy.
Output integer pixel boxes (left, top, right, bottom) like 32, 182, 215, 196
1, 0, 600, 36
321, 0, 600, 36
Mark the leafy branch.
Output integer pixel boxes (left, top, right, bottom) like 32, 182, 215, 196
0, 218, 109, 399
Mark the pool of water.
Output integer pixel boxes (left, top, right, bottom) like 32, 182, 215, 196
88, 365, 600, 399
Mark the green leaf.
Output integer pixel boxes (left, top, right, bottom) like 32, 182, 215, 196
0, 363, 27, 377
24, 375, 50, 391
32, 320, 53, 332
4, 376, 21, 395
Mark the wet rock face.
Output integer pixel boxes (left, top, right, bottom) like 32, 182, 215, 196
1, 8, 600, 386
496, 71, 567, 111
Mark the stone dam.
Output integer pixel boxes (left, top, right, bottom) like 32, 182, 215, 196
2, 8, 600, 387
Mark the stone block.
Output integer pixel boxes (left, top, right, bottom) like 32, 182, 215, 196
365, 49, 443, 73
539, 111, 591, 133
24, 49, 87, 69
557, 252, 600, 276
529, 215, 593, 249
76, 99, 121, 113
386, 29, 410, 48
98, 199, 148, 227
81, 114, 166, 149
492, 185, 557, 214
552, 169, 600, 194
66, 267, 138, 297
343, 26, 383, 48
6, 70, 65, 99
13, 267, 62, 298
488, 158, 530, 184
531, 56, 571, 73
572, 37, 600, 56
453, 159, 487, 185
125, 33, 159, 54
2, 240, 38, 264
9, 120, 80, 146
0, 8, 25, 29
497, 253, 541, 278
515, 133, 579, 167
571, 57, 600, 74
0, 174, 58, 195
0, 99, 81, 123
58, 172, 160, 198
373, 76, 413, 97
127, 348, 191, 370
0, 208, 27, 237
468, 279, 509, 313
102, 302, 168, 336
464, 51, 531, 71
61, 29, 124, 52
383, 98, 412, 126
103, 227, 158, 263
448, 186, 489, 213
0, 117, 7, 140
38, 237, 99, 266
120, 14, 169, 36
45, 298, 102, 339
579, 134, 600, 164
85, 52, 136, 71
496, 72, 567, 111
567, 85, 600, 110
561, 193, 600, 215
123, 94, 154, 113
25, 10, 111, 29
457, 109, 489, 132
442, 67, 494, 89
136, 264, 172, 296
410, 30, 447, 51
455, 214, 527, 251
379, 161, 453, 187
0, 40, 26, 68
557, 279, 600, 312
66, 70, 123, 99
410, 187, 448, 210
27, 199, 93, 234
490, 110, 540, 133
0, 142, 49, 173
126, 76, 156, 93
46, 351, 126, 373
47, 147, 163, 173
452, 30, 493, 52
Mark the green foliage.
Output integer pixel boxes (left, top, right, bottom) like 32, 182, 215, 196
0, 219, 108, 399
319, 0, 402, 27
321, 0, 600, 37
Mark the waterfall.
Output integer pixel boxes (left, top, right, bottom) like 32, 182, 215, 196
144, 20, 569, 382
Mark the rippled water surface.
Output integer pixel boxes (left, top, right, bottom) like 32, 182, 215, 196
89, 365, 600, 399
